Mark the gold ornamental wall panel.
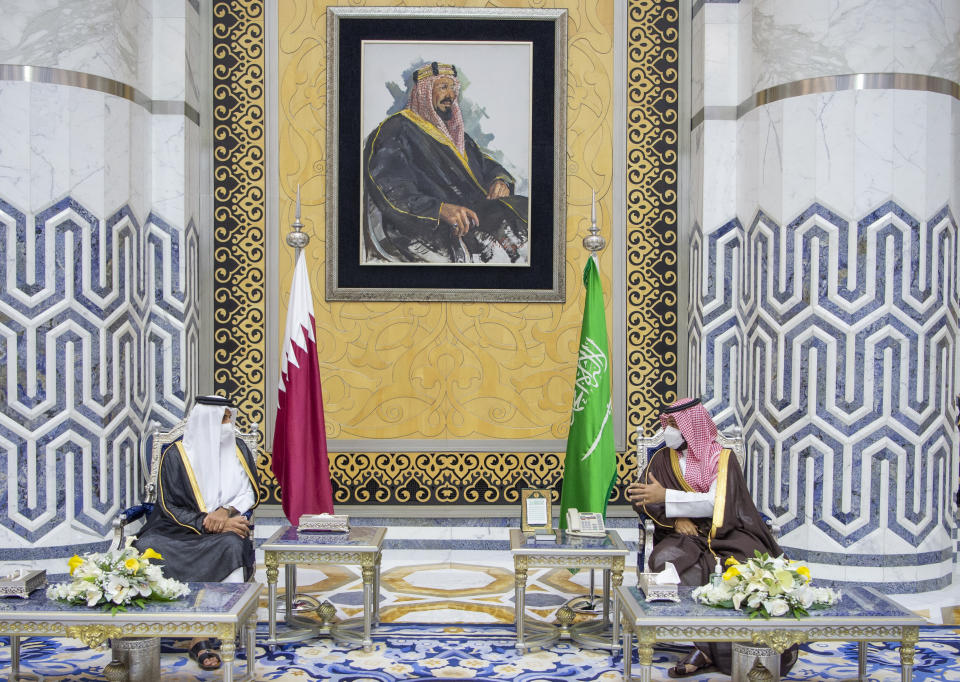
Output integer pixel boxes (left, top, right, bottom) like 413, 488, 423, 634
278, 0, 613, 444
213, 0, 678, 504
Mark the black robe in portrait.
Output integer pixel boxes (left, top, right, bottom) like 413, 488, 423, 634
134, 438, 261, 582
634, 447, 795, 676
363, 110, 529, 263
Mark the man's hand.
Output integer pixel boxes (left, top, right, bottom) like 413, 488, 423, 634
674, 518, 698, 535
439, 203, 480, 237
203, 507, 229, 533
630, 473, 667, 506
223, 515, 251, 539
486, 179, 510, 199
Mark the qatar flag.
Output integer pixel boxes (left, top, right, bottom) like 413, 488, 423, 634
272, 252, 334, 524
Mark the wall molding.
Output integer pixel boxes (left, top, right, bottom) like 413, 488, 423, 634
0, 64, 200, 125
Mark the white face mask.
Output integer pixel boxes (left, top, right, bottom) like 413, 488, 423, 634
663, 425, 685, 450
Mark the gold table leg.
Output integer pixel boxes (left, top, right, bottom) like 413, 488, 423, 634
611, 567, 623, 649
246, 610, 258, 680
361, 563, 375, 652
265, 551, 279, 643
221, 630, 236, 682
901, 626, 919, 682
514, 562, 528, 652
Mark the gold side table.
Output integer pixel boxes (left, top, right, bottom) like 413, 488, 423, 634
510, 528, 627, 653
0, 581, 260, 682
262, 524, 386, 652
617, 584, 925, 682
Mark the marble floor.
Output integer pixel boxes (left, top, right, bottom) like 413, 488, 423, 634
249, 512, 642, 625
247, 511, 960, 628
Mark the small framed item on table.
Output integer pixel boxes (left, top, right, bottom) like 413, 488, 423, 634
520, 488, 554, 540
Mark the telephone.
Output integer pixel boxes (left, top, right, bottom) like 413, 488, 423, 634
565, 508, 607, 537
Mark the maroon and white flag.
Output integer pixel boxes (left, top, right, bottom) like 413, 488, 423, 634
272, 253, 333, 524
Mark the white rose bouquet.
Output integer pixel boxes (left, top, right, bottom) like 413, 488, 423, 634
47, 545, 189, 614
692, 550, 841, 619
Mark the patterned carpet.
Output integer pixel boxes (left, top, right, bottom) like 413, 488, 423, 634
6, 623, 960, 680
15, 542, 960, 680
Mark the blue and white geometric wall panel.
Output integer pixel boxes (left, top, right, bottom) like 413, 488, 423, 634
145, 213, 198, 430
693, 200, 959, 590
687, 218, 744, 432
0, 195, 194, 551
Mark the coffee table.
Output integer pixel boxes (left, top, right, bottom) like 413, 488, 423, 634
510, 528, 627, 653
0, 581, 260, 682
262, 524, 386, 651
616, 584, 925, 682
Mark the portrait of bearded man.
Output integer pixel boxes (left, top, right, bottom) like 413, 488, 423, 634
362, 61, 530, 265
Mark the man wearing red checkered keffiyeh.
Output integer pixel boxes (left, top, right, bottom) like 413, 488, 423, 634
627, 398, 793, 678
406, 65, 466, 154
658, 398, 723, 493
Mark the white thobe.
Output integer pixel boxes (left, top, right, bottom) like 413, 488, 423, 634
663, 450, 716, 518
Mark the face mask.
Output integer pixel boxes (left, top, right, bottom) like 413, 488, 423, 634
663, 425, 685, 450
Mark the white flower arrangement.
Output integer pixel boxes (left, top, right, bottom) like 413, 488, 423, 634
46, 545, 189, 613
692, 550, 841, 619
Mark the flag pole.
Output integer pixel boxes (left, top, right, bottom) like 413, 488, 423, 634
278, 182, 324, 628
572, 188, 607, 615
287, 183, 309, 260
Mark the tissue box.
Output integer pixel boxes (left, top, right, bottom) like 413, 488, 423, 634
0, 569, 46, 599
637, 573, 680, 602
298, 513, 350, 533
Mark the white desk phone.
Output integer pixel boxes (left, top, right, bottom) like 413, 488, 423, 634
565, 508, 607, 537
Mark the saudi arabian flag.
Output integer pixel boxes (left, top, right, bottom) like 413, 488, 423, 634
559, 256, 617, 528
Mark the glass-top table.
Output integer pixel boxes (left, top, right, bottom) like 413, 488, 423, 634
261, 524, 387, 651
617, 584, 927, 682
0, 581, 261, 682
510, 528, 628, 653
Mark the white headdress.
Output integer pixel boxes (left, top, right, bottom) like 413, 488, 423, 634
181, 396, 254, 513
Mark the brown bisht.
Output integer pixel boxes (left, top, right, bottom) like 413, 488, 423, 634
633, 446, 796, 676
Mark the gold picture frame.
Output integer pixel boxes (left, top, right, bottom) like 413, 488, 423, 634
520, 488, 553, 533
325, 6, 567, 302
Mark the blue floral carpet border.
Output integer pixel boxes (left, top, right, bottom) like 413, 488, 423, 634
4, 624, 959, 680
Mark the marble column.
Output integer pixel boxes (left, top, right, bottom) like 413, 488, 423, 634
0, 0, 200, 567
689, 0, 960, 591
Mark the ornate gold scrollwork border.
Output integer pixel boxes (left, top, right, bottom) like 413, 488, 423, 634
211, 0, 270, 497
514, 555, 626, 571
1, 621, 238, 648
65, 624, 123, 648
268, 549, 379, 567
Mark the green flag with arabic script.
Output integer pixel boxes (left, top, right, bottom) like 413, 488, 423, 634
559, 256, 617, 528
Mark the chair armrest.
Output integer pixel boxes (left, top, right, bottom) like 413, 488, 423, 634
760, 514, 780, 538
110, 504, 155, 550
643, 518, 655, 572
120, 504, 154, 523
636, 515, 657, 579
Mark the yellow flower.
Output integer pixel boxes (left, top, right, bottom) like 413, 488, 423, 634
722, 566, 740, 581
724, 556, 740, 567
67, 555, 84, 575
796, 565, 811, 581
141, 548, 163, 561
124, 558, 140, 571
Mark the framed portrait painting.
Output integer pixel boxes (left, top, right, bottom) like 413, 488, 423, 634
325, 7, 567, 302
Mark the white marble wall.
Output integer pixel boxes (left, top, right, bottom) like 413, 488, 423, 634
0, 0, 150, 90
752, 0, 960, 92
689, 0, 960, 591
0, 0, 200, 565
